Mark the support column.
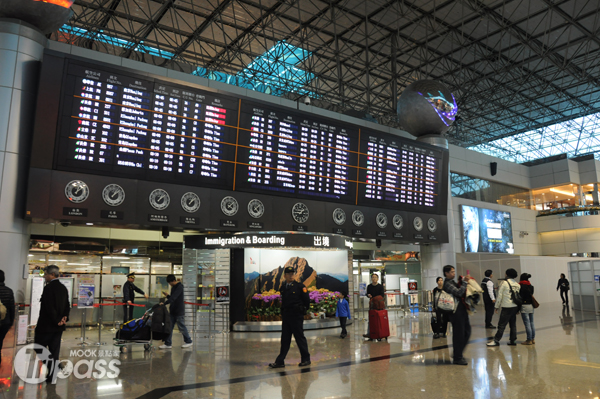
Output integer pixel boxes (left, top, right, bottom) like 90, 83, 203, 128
0, 20, 47, 301
416, 135, 457, 291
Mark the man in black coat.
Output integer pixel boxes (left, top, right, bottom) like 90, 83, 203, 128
442, 265, 474, 366
34, 265, 70, 383
0, 269, 15, 365
122, 273, 148, 323
159, 275, 192, 349
481, 270, 496, 328
269, 266, 311, 368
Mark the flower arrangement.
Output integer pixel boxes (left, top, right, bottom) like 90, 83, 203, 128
308, 289, 340, 315
248, 289, 282, 321
247, 287, 342, 321
252, 289, 281, 303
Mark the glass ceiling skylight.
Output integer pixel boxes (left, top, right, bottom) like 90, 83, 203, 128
59, 25, 315, 98
194, 41, 316, 97
468, 113, 600, 164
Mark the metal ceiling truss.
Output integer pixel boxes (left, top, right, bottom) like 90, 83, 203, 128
53, 0, 600, 163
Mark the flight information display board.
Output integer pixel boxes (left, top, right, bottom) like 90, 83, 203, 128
52, 59, 447, 213
234, 102, 359, 203
56, 63, 239, 189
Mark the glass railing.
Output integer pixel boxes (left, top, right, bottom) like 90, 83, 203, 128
537, 205, 600, 217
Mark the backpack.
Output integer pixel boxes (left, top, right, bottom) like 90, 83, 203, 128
435, 290, 457, 313
507, 281, 523, 307
0, 299, 6, 321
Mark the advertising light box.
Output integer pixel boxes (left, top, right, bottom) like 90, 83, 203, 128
461, 205, 514, 254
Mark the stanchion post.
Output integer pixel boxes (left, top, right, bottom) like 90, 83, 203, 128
192, 307, 197, 334
110, 297, 117, 332
96, 299, 106, 346
79, 309, 90, 346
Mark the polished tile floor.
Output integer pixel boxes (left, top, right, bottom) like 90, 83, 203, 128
1, 303, 599, 399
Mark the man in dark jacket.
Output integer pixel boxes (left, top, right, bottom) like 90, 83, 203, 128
160, 275, 192, 349
481, 270, 496, 328
34, 265, 70, 383
269, 266, 311, 368
0, 269, 15, 364
122, 273, 148, 323
442, 265, 473, 366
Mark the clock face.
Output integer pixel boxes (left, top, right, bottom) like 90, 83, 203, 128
376, 213, 388, 229
427, 218, 438, 232
181, 192, 201, 213
393, 214, 404, 230
221, 196, 239, 217
332, 208, 346, 225
352, 210, 364, 227
247, 199, 265, 219
149, 189, 170, 210
413, 216, 424, 232
65, 180, 89, 204
292, 202, 309, 224
102, 184, 125, 207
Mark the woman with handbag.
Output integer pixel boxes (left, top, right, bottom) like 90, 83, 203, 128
519, 273, 536, 345
432, 277, 448, 339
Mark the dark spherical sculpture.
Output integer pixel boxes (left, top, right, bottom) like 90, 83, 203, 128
396, 80, 457, 137
0, 0, 73, 35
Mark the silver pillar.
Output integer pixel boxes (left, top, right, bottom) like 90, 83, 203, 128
416, 135, 456, 290
0, 20, 47, 301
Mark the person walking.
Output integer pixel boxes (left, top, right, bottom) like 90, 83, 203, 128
0, 270, 15, 365
481, 270, 496, 328
432, 277, 448, 339
556, 273, 570, 306
34, 265, 71, 383
122, 273, 148, 323
442, 265, 474, 365
487, 268, 520, 347
269, 266, 311, 368
363, 273, 384, 338
335, 291, 351, 338
519, 273, 535, 345
159, 275, 192, 349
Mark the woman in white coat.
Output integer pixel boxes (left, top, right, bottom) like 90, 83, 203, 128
487, 268, 520, 347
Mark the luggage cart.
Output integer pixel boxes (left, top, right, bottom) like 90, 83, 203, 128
113, 307, 155, 353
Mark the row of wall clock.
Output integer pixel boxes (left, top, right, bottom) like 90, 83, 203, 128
64, 180, 202, 213
64, 180, 438, 232
331, 207, 436, 232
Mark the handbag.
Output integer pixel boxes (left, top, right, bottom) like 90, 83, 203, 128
531, 295, 540, 309
507, 281, 523, 307
435, 290, 457, 313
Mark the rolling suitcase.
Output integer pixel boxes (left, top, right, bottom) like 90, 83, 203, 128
369, 309, 390, 341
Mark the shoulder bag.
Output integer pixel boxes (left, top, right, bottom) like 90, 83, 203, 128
507, 281, 523, 307
435, 289, 457, 313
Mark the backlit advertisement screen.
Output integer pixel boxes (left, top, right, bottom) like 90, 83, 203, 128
461, 205, 514, 253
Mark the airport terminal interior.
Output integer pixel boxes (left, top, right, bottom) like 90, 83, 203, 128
1, 0, 600, 398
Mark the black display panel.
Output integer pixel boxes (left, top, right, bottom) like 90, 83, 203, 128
49, 57, 448, 214
357, 132, 443, 213
234, 101, 359, 203
55, 63, 239, 189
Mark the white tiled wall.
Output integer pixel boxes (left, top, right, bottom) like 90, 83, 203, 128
448, 144, 530, 188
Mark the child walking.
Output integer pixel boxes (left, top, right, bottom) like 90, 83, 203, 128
335, 291, 351, 338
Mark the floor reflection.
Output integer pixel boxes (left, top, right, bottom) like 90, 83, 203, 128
0, 304, 599, 398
